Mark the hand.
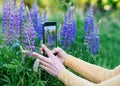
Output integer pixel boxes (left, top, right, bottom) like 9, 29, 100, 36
32, 44, 65, 77
51, 47, 68, 64
40, 46, 68, 64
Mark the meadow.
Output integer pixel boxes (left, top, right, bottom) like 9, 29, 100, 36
0, 4, 120, 86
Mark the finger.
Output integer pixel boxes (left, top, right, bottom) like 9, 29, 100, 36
40, 65, 49, 71
41, 44, 53, 57
40, 48, 44, 54
32, 52, 48, 61
23, 50, 33, 56
40, 65, 55, 77
32, 52, 53, 64
40, 60, 51, 67
51, 48, 56, 54
52, 47, 62, 54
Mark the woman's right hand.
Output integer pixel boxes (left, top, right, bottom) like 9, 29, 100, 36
40, 46, 68, 64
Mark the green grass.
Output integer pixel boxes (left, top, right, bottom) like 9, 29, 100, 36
0, 17, 2, 43
0, 12, 120, 86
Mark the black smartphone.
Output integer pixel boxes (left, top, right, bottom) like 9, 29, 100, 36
43, 22, 57, 56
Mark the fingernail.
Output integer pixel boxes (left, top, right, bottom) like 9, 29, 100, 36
32, 52, 36, 55
41, 44, 44, 47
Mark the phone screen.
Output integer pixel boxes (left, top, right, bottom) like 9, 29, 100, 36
43, 22, 57, 50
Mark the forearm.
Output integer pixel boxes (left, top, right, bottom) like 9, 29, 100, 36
98, 74, 120, 86
64, 55, 120, 83
58, 69, 120, 86
58, 69, 95, 86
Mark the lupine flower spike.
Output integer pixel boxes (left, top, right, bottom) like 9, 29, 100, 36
2, 0, 11, 44
6, 0, 21, 45
61, 5, 76, 49
38, 8, 48, 40
92, 19, 101, 54
47, 30, 52, 47
8, 1, 14, 45
19, 0, 27, 42
23, 7, 36, 52
84, 6, 100, 54
30, 0, 39, 39
12, 0, 21, 41
84, 5, 94, 47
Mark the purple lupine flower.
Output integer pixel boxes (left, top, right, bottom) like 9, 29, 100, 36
89, 7, 95, 53
13, 1, 21, 40
30, 0, 40, 39
92, 20, 101, 54
39, 9, 48, 40
84, 6, 100, 54
2, 0, 11, 44
84, 6, 94, 46
47, 30, 52, 47
92, 28, 99, 54
8, 0, 21, 45
24, 13, 36, 51
8, 4, 14, 45
19, 0, 27, 42
15, 11, 21, 38
61, 5, 76, 49
2, 0, 7, 34
84, 6, 95, 53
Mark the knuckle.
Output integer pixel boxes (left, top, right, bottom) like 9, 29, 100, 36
58, 47, 62, 51
57, 47, 60, 50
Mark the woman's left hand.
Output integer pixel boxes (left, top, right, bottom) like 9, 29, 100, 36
32, 44, 66, 77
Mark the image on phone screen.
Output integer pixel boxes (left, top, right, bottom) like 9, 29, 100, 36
43, 22, 57, 50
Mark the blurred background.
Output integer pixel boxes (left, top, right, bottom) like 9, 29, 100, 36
0, 0, 120, 15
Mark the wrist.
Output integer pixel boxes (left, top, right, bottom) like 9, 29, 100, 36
63, 54, 69, 64
57, 68, 67, 78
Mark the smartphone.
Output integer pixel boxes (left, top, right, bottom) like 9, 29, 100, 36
43, 22, 57, 54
